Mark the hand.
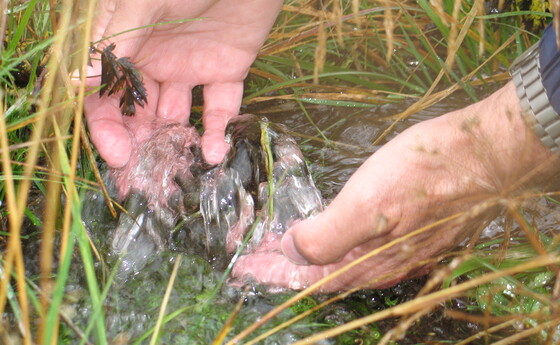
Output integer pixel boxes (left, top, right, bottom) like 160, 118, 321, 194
232, 82, 559, 292
83, 0, 283, 167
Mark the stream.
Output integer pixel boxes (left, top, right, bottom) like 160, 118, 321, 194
18, 85, 539, 344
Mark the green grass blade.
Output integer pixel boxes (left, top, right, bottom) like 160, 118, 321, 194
5, 0, 40, 52
78, 246, 120, 345
149, 254, 182, 345
42, 227, 76, 344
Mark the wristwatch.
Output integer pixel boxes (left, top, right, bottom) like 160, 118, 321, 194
509, 40, 560, 153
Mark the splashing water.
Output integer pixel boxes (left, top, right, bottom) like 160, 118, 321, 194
82, 114, 324, 279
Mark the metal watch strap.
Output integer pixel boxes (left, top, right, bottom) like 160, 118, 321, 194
509, 42, 560, 153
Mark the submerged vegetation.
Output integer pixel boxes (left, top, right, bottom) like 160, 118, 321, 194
1, 0, 559, 344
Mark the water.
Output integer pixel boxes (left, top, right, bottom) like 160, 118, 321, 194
82, 114, 325, 280
50, 89, 516, 343
197, 116, 323, 256
78, 99, 438, 343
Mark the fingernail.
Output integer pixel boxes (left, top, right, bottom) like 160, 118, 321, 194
281, 232, 310, 265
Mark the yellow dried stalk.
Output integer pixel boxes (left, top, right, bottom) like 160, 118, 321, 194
313, 21, 327, 84
352, 0, 360, 26
447, 0, 463, 70
430, 0, 449, 25
0, 94, 31, 345
383, 0, 394, 62
332, 0, 344, 46
478, 1, 485, 56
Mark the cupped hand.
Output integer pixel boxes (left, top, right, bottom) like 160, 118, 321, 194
84, 0, 283, 167
232, 82, 558, 292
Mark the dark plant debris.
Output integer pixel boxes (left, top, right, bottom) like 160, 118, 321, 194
91, 43, 147, 116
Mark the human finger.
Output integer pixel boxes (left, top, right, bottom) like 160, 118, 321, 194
85, 64, 161, 168
156, 82, 192, 124
84, 94, 131, 168
201, 81, 244, 164
233, 250, 326, 291
232, 242, 405, 292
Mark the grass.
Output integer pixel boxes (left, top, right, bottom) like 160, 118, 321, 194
1, 0, 559, 344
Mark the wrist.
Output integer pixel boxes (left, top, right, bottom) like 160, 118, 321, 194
443, 82, 557, 186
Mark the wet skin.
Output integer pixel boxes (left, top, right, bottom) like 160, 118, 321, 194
84, 0, 283, 167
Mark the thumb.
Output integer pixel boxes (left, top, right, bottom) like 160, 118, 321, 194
280, 182, 393, 265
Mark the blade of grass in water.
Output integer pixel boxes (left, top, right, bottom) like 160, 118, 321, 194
295, 97, 382, 107
52, 116, 107, 344
478, 10, 553, 20
78, 243, 121, 345
149, 254, 182, 345
293, 97, 331, 144
132, 305, 198, 345
42, 222, 76, 344
260, 121, 275, 218
74, 201, 107, 344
